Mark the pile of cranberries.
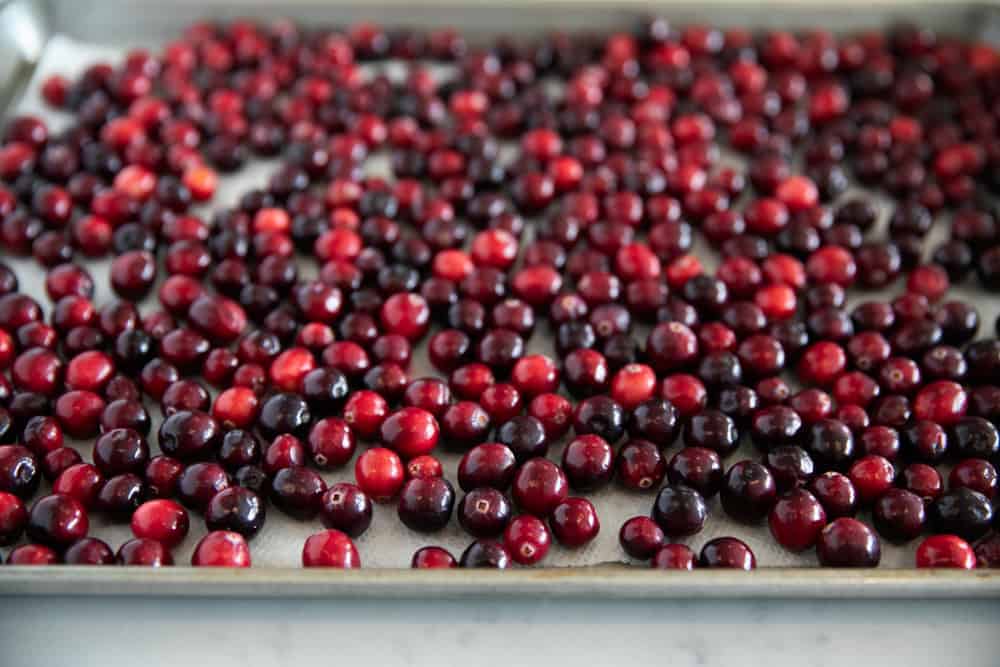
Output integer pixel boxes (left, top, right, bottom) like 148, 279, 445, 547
0, 17, 999, 572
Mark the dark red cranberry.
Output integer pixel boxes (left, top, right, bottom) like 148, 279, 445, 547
320, 483, 372, 537
928, 487, 994, 541
652, 484, 708, 537
872, 488, 925, 543
457, 443, 517, 492
117, 538, 173, 566
817, 517, 880, 567
0, 444, 39, 499
460, 539, 511, 568
176, 462, 229, 512
458, 487, 511, 538
616, 439, 666, 492
205, 487, 266, 538
699, 537, 755, 569
26, 493, 89, 549
768, 488, 827, 552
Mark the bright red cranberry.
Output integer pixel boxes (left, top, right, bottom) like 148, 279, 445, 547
816, 517, 881, 567
343, 390, 389, 440
380, 407, 440, 460
52, 463, 104, 509
503, 514, 550, 566
302, 529, 360, 568
192, 530, 251, 567
131, 498, 190, 548
651, 543, 697, 570
913, 380, 968, 426
0, 490, 28, 545
355, 447, 405, 502
848, 455, 895, 505
527, 393, 573, 441
412, 546, 457, 568
7, 543, 60, 565
916, 534, 976, 569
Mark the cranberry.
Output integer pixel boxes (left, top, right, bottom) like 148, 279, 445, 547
270, 465, 326, 519
916, 534, 976, 569
616, 439, 666, 491
872, 488, 926, 543
503, 515, 550, 566
131, 499, 190, 547
929, 488, 994, 541
116, 538, 173, 566
26, 493, 89, 549
302, 529, 360, 568
651, 543, 697, 570
816, 517, 881, 567
412, 546, 457, 569
458, 538, 510, 568
699, 537, 756, 569
512, 458, 568, 517
457, 443, 517, 492
7, 543, 60, 565
192, 530, 251, 567
355, 447, 405, 501
0, 444, 40, 499
768, 488, 827, 552
0, 490, 28, 545
550, 497, 600, 547
205, 487, 265, 538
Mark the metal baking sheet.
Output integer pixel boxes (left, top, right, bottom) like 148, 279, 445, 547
0, 0, 999, 597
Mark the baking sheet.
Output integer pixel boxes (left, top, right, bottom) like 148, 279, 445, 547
0, 18, 997, 581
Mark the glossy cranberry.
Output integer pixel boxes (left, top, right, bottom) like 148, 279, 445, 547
916, 534, 976, 569
645, 322, 698, 373
652, 484, 708, 537
949, 417, 999, 460
805, 419, 855, 470
0, 490, 27, 545
628, 398, 679, 443
192, 530, 251, 567
26, 493, 88, 549
267, 465, 325, 520
460, 538, 511, 569
847, 455, 895, 505
699, 537, 755, 570
750, 405, 803, 451
768, 488, 827, 552
809, 469, 859, 518
257, 392, 312, 440
0, 444, 39, 499
929, 488, 994, 541
131, 499, 190, 548
683, 409, 739, 457
6, 543, 59, 565
157, 410, 221, 461
205, 487, 265, 538
457, 486, 511, 538
815, 517, 880, 567
12, 347, 63, 396
21, 415, 63, 455
411, 546, 457, 569
872, 488, 926, 543
512, 457, 568, 517
114, 538, 172, 566
897, 420, 947, 464
355, 447, 405, 502
52, 463, 103, 509
62, 537, 113, 565
318, 482, 373, 538
503, 513, 552, 566
549, 497, 599, 547
650, 543, 697, 570
457, 443, 517, 492
949, 459, 998, 499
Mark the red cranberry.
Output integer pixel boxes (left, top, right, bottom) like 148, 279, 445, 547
412, 546, 457, 568
355, 447, 405, 502
503, 515, 550, 566
131, 499, 190, 547
192, 530, 251, 567
916, 534, 976, 569
768, 488, 827, 552
550, 497, 599, 547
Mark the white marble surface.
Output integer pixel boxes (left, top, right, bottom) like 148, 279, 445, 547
1, 595, 1000, 666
